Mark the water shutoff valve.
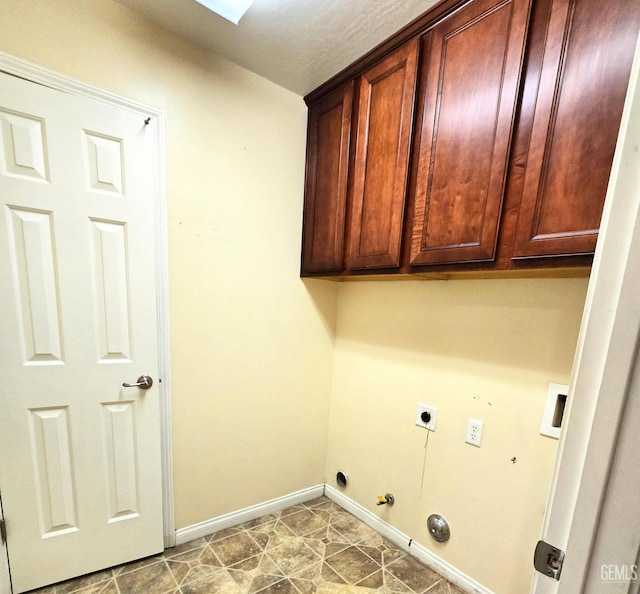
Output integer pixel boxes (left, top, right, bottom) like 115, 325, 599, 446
377, 493, 395, 506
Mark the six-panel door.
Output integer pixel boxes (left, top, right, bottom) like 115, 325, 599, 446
0, 71, 164, 592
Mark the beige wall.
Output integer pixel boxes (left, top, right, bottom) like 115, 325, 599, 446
326, 278, 588, 592
1, 2, 592, 592
0, 0, 338, 528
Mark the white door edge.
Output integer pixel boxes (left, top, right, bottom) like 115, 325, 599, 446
0, 496, 10, 594
0, 50, 175, 553
531, 33, 640, 593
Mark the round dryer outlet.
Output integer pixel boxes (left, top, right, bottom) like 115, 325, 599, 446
336, 471, 348, 488
427, 514, 450, 543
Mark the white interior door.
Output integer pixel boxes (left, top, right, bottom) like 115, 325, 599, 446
0, 70, 164, 592
531, 34, 640, 594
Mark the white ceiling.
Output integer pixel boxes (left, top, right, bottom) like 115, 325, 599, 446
115, 0, 440, 96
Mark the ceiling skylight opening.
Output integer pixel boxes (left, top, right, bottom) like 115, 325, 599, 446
193, 0, 255, 25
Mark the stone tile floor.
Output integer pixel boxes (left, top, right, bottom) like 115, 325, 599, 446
29, 497, 464, 594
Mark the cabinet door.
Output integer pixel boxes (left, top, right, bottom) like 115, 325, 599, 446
345, 40, 418, 270
301, 82, 353, 274
512, 0, 640, 259
409, 0, 532, 266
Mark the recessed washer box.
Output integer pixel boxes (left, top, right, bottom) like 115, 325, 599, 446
540, 383, 569, 439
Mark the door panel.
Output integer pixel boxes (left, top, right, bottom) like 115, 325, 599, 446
6, 206, 63, 364
301, 82, 353, 274
29, 407, 77, 537
0, 110, 49, 182
512, 0, 640, 258
90, 219, 132, 361
409, 0, 531, 266
346, 39, 418, 270
102, 401, 139, 521
0, 71, 163, 593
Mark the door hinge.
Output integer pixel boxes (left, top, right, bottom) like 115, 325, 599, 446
534, 540, 565, 580
0, 519, 5, 544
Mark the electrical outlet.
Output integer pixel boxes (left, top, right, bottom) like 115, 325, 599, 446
415, 404, 438, 431
465, 418, 483, 447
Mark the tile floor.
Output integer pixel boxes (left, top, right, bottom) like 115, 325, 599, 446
28, 497, 464, 594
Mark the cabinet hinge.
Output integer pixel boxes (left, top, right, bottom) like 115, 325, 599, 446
534, 540, 565, 580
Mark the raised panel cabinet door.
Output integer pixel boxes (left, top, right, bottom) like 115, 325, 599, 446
409, 0, 532, 266
512, 0, 640, 258
301, 82, 353, 274
346, 39, 419, 270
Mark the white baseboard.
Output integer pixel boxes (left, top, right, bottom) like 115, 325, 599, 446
324, 485, 494, 594
174, 484, 324, 546
174, 483, 493, 594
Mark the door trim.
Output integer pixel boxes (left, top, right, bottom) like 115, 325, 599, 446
531, 34, 640, 593
0, 51, 175, 550
0, 495, 10, 594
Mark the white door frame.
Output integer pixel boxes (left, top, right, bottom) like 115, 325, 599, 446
0, 51, 175, 583
0, 496, 10, 594
532, 33, 640, 593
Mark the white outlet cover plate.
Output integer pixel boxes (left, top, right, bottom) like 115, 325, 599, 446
465, 418, 483, 447
416, 403, 438, 431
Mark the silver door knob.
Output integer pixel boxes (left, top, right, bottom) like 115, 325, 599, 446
122, 375, 153, 389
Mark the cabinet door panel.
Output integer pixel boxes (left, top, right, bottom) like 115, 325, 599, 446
301, 83, 353, 273
512, 0, 640, 258
346, 40, 418, 270
410, 0, 531, 266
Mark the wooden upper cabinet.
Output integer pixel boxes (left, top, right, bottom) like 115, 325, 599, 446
409, 0, 532, 266
512, 0, 640, 259
345, 40, 419, 270
300, 0, 639, 279
301, 82, 353, 274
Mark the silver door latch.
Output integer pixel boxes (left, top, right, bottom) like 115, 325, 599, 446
122, 375, 153, 390
534, 540, 565, 580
